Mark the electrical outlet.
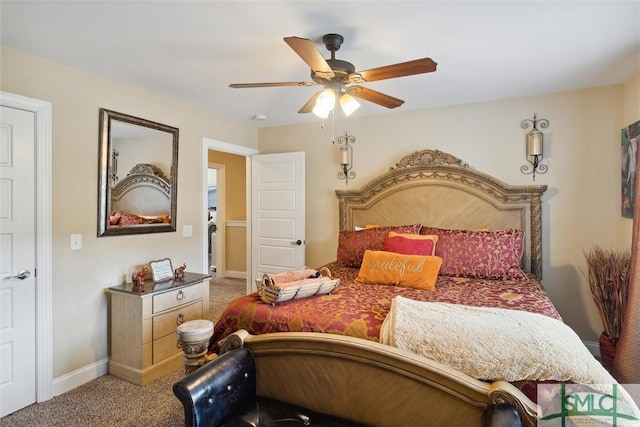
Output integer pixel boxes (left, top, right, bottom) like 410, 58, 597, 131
70, 234, 82, 250
182, 225, 193, 237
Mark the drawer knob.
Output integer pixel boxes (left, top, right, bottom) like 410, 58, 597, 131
177, 290, 184, 301
177, 313, 185, 325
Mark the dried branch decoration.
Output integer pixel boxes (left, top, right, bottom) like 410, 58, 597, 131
585, 246, 631, 343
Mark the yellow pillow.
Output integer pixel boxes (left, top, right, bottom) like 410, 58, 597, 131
356, 250, 442, 291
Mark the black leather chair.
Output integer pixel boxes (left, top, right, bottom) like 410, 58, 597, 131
173, 346, 523, 427
482, 403, 523, 427
172, 347, 366, 426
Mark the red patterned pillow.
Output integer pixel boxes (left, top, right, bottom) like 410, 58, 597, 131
337, 224, 422, 268
383, 235, 437, 256
111, 211, 163, 226
420, 226, 528, 281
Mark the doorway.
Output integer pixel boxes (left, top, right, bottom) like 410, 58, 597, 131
201, 138, 258, 293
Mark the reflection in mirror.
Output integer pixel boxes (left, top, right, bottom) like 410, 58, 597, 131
98, 109, 179, 236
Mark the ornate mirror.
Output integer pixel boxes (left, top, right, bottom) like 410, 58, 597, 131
97, 109, 179, 236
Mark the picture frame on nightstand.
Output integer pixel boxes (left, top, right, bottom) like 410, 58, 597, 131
149, 258, 173, 282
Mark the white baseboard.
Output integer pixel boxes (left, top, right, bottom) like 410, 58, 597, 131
583, 340, 601, 359
51, 357, 109, 397
225, 270, 247, 279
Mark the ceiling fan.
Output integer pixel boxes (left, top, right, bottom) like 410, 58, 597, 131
229, 34, 437, 118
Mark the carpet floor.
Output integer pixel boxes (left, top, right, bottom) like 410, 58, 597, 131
209, 276, 247, 322
0, 277, 246, 427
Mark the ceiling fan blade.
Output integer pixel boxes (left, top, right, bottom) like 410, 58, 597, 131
353, 58, 437, 83
284, 36, 334, 78
347, 86, 404, 109
298, 91, 322, 114
229, 82, 315, 88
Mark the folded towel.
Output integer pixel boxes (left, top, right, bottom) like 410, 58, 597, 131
263, 269, 319, 286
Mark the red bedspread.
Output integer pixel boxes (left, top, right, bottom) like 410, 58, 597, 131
208, 261, 561, 353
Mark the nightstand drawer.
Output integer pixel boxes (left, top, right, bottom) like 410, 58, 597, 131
152, 300, 203, 339
153, 281, 203, 313
152, 332, 181, 365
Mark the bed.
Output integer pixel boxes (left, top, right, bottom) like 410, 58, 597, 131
109, 163, 172, 226
209, 149, 550, 343
207, 149, 630, 426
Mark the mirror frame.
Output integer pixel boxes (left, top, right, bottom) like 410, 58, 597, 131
97, 108, 179, 236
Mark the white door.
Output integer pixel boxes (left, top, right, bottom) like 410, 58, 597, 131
0, 106, 37, 417
251, 152, 305, 290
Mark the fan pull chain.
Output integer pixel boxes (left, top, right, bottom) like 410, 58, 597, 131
331, 108, 336, 144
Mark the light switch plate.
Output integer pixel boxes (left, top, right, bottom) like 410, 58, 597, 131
182, 225, 193, 237
70, 234, 82, 250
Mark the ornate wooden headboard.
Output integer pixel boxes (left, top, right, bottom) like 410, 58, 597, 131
335, 150, 547, 279
111, 163, 171, 216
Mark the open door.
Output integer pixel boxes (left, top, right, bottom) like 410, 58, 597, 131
251, 152, 305, 290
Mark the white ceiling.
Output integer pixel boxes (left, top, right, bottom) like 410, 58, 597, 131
1, 1, 639, 128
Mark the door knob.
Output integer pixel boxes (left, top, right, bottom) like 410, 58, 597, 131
290, 240, 303, 246
3, 269, 31, 280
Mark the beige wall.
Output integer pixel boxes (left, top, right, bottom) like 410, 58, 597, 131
0, 46, 257, 378
208, 151, 246, 220
207, 150, 247, 273
623, 71, 640, 127
225, 226, 247, 273
258, 78, 638, 343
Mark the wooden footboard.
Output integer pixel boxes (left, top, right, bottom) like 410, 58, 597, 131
219, 330, 539, 427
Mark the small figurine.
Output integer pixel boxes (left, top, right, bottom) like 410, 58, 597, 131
135, 267, 149, 286
174, 263, 186, 280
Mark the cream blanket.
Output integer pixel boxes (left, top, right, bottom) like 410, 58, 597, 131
380, 296, 615, 384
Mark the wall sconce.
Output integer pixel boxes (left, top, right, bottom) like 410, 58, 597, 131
520, 113, 549, 180
110, 149, 119, 184
336, 133, 356, 185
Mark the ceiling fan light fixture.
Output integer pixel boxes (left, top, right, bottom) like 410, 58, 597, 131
230, 35, 438, 119
339, 93, 360, 117
312, 88, 336, 118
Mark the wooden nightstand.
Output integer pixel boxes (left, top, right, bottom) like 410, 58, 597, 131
108, 272, 210, 385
